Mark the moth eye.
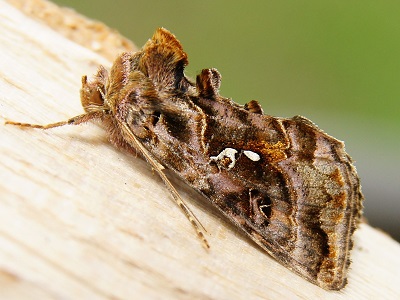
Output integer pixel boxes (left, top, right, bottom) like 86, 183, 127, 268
258, 197, 272, 220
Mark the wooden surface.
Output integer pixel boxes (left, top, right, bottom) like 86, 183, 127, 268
1, 1, 400, 299
7, 0, 136, 60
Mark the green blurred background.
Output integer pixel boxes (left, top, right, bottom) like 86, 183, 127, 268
54, 1, 400, 241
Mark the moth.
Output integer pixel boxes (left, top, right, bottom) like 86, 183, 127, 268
6, 28, 363, 290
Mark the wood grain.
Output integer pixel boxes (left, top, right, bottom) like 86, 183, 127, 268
1, 1, 399, 299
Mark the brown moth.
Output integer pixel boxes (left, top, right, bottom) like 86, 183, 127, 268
6, 28, 363, 290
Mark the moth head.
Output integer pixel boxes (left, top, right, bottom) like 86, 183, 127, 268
80, 66, 108, 113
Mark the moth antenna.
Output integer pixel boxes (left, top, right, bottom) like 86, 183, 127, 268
120, 122, 210, 249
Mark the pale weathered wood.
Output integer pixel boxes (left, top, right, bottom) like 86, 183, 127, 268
1, 1, 399, 299
7, 0, 137, 60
